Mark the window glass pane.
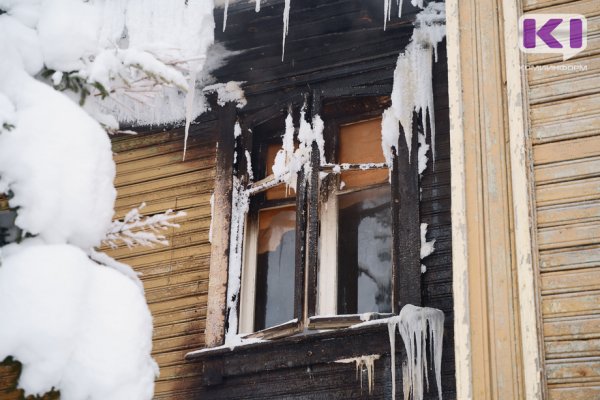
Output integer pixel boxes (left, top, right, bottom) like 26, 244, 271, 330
0, 210, 18, 246
254, 206, 296, 330
339, 118, 387, 190
337, 185, 392, 314
264, 143, 295, 201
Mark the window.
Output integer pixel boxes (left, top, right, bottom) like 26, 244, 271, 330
236, 94, 422, 339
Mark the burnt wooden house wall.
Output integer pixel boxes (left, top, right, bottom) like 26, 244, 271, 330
188, 0, 454, 399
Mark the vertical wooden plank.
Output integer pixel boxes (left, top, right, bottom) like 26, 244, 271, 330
393, 117, 421, 310
294, 167, 308, 323
205, 101, 237, 347
306, 91, 322, 317
306, 141, 320, 317
447, 0, 528, 397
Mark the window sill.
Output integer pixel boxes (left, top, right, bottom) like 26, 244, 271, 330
185, 321, 399, 386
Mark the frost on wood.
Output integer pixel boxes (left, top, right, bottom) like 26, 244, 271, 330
381, 2, 446, 168
388, 304, 444, 400
271, 110, 325, 191
204, 81, 248, 109
336, 355, 381, 395
420, 223, 435, 273
0, 242, 157, 400
225, 177, 250, 343
245, 149, 254, 182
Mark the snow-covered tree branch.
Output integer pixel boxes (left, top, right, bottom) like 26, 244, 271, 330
0, 1, 218, 399
103, 203, 186, 249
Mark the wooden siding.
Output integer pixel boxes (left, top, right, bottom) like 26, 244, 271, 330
107, 128, 216, 399
526, 0, 600, 398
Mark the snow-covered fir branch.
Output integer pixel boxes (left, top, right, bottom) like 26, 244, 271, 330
103, 203, 186, 249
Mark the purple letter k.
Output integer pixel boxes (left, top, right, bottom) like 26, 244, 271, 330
523, 18, 563, 49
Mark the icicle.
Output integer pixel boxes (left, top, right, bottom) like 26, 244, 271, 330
384, 0, 391, 30
255, 0, 261, 12
234, 121, 242, 138
223, 0, 229, 32
336, 355, 380, 395
411, 0, 425, 9
182, 64, 199, 161
388, 320, 398, 399
224, 177, 249, 343
380, 3, 445, 168
282, 0, 291, 61
398, 0, 404, 17
387, 304, 444, 400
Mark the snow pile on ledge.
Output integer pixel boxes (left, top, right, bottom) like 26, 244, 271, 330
381, 2, 446, 167
0, 242, 157, 400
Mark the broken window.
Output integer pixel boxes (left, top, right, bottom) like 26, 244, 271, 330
235, 95, 422, 338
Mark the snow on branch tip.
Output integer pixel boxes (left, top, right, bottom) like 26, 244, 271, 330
103, 203, 186, 249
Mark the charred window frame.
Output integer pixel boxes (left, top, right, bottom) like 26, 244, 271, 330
233, 89, 422, 339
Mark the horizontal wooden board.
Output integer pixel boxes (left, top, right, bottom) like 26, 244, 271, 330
534, 135, 600, 166
537, 201, 600, 228
153, 307, 207, 329
146, 280, 209, 305
535, 156, 600, 185
538, 221, 600, 250
531, 94, 600, 143
113, 134, 214, 164
542, 291, 600, 318
115, 154, 215, 187
544, 315, 600, 341
546, 338, 600, 359
541, 267, 600, 295
523, 0, 591, 11
528, 56, 600, 105
548, 385, 600, 400
154, 319, 206, 343
536, 177, 600, 207
116, 169, 214, 198
147, 293, 208, 315
546, 357, 600, 384
540, 245, 600, 272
